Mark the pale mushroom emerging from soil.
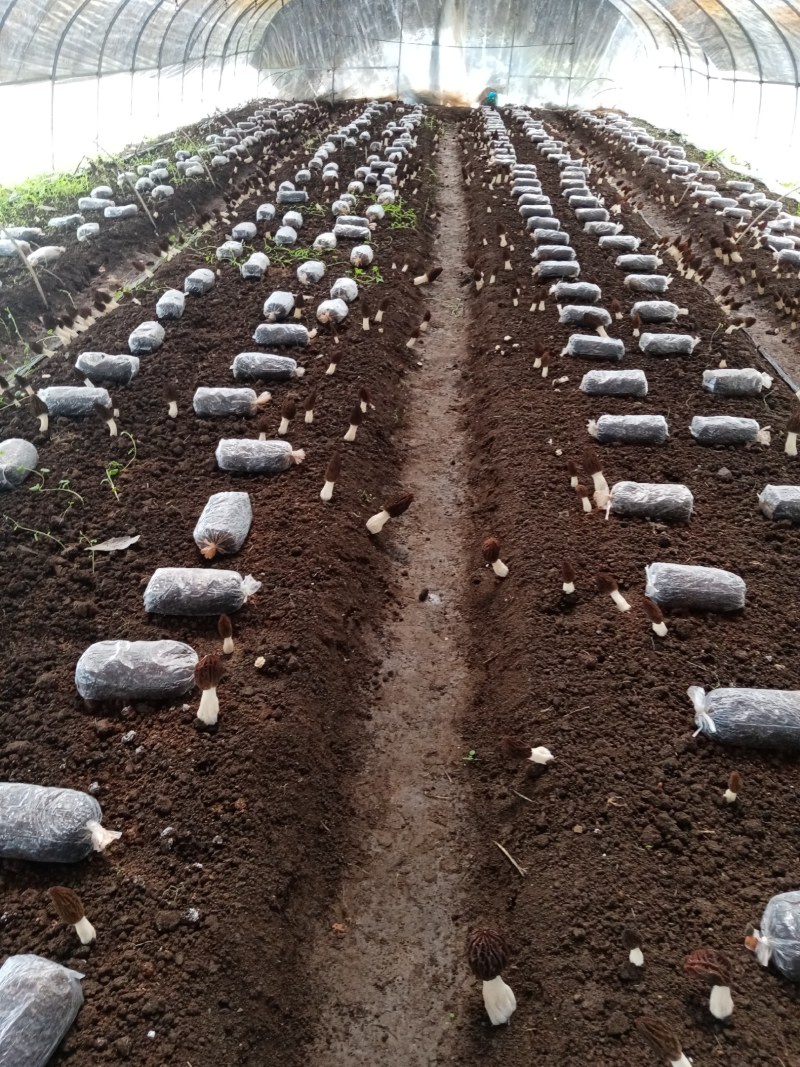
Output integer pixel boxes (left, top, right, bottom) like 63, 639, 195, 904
643, 597, 668, 637
684, 947, 734, 1020
482, 537, 508, 578
321, 453, 341, 502
623, 927, 644, 967
218, 614, 234, 655
49, 886, 96, 944
636, 1015, 692, 1067
597, 573, 631, 612
195, 654, 224, 726
467, 927, 517, 1026
723, 770, 742, 804
366, 492, 413, 534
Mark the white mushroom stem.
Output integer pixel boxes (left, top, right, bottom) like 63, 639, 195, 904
610, 589, 631, 612
38, 412, 49, 432
278, 416, 290, 435
723, 786, 738, 803
629, 947, 644, 967
570, 475, 578, 488
482, 975, 517, 1026
320, 479, 335, 502
305, 409, 314, 424
222, 636, 234, 655
374, 308, 385, 323
652, 620, 668, 637
167, 400, 178, 418
670, 1056, 692, 1067
562, 579, 575, 594
198, 687, 219, 725
529, 746, 554, 764
785, 432, 797, 456
75, 916, 96, 944
344, 423, 358, 442
366, 509, 390, 534
326, 361, 337, 375
581, 496, 592, 513
592, 472, 610, 508
492, 558, 509, 578
362, 316, 370, 331
360, 400, 368, 413
710, 984, 733, 1019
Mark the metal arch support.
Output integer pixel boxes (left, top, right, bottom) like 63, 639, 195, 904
743, 0, 799, 85
97, 0, 154, 78
130, 0, 174, 75
183, 0, 228, 68
216, 0, 283, 83
51, 0, 102, 82
238, 0, 288, 66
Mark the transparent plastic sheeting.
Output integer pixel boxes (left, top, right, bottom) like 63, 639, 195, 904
0, 0, 799, 188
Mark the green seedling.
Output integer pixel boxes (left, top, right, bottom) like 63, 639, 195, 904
463, 749, 478, 763
101, 431, 137, 501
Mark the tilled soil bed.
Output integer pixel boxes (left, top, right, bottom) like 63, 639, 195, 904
455, 110, 800, 1067
0, 115, 437, 1066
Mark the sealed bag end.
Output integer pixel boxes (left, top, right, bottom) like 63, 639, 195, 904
241, 575, 263, 601
87, 819, 122, 852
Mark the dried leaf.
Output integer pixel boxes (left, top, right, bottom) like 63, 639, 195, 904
84, 534, 140, 553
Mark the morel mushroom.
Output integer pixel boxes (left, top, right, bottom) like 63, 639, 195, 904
637, 1015, 692, 1067
597, 573, 631, 612
482, 537, 509, 578
344, 404, 362, 442
366, 492, 413, 534
723, 770, 742, 804
49, 886, 96, 944
304, 388, 317, 424
567, 459, 579, 488
583, 450, 610, 509
94, 401, 118, 437
278, 397, 296, 436
576, 483, 592, 513
413, 265, 443, 286
643, 597, 667, 637
498, 737, 553, 764
467, 927, 517, 1026
165, 384, 179, 419
195, 654, 224, 726
32, 395, 49, 434
321, 452, 341, 502
374, 297, 389, 325
562, 561, 576, 595
623, 927, 644, 967
218, 614, 234, 655
359, 386, 373, 414
684, 947, 734, 1020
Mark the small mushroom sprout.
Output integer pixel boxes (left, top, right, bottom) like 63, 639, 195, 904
366, 492, 413, 535
343, 404, 362, 442
684, 947, 734, 1020
32, 395, 49, 434
321, 452, 341, 502
562, 561, 576, 595
413, 264, 443, 286
636, 1015, 692, 1067
49, 886, 96, 944
597, 573, 631, 612
576, 483, 592, 513
359, 386, 373, 414
467, 927, 517, 1026
482, 537, 508, 578
165, 384, 179, 419
218, 614, 234, 655
304, 388, 317, 424
94, 401, 118, 437
643, 597, 667, 636
278, 397, 296, 436
195, 654, 224, 726
623, 927, 644, 967
567, 459, 579, 488
723, 770, 742, 804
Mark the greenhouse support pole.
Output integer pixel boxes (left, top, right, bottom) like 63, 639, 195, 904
505, 0, 520, 96
396, 0, 405, 98
565, 0, 579, 107
50, 77, 56, 172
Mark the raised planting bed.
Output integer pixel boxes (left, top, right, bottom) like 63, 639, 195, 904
453, 105, 800, 1067
0, 101, 439, 1066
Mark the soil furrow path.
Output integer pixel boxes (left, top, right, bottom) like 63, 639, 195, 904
305, 123, 473, 1067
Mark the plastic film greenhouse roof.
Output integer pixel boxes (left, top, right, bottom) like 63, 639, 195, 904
0, 0, 799, 88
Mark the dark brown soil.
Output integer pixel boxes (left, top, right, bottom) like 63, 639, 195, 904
455, 109, 800, 1067
0, 115, 437, 1066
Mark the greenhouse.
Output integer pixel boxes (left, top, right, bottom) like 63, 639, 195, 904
1, 1, 800, 1065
